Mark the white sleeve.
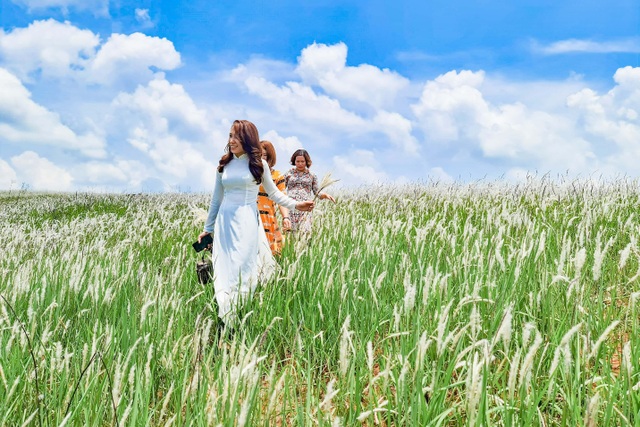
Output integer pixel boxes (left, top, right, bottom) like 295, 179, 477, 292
203, 171, 223, 232
261, 160, 298, 211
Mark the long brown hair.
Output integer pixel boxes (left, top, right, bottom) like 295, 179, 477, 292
261, 140, 277, 168
217, 120, 264, 184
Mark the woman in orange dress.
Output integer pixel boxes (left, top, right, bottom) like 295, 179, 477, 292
257, 140, 291, 255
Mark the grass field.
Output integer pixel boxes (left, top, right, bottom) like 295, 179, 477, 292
1, 178, 639, 426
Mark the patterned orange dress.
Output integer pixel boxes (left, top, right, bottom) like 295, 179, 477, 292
258, 169, 286, 255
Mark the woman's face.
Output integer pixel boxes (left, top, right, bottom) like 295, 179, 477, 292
228, 128, 245, 156
295, 155, 307, 171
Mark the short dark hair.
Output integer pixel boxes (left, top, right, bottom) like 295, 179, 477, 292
261, 140, 277, 168
290, 149, 312, 167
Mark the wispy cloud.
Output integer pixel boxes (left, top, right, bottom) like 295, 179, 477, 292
532, 38, 640, 55
395, 50, 440, 62
135, 8, 155, 29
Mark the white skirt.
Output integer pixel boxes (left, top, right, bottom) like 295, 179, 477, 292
211, 203, 275, 326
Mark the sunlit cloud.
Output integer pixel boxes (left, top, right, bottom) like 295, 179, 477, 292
2, 15, 640, 191
0, 20, 180, 86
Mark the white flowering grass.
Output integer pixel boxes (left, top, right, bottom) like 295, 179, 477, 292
1, 177, 640, 425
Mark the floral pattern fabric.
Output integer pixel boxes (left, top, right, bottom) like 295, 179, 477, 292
284, 168, 318, 232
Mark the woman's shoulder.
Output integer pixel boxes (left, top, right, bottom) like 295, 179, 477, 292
271, 169, 286, 187
260, 159, 272, 172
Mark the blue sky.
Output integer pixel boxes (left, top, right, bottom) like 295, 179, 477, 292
0, 0, 639, 191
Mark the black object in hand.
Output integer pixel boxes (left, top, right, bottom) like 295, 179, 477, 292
192, 234, 213, 252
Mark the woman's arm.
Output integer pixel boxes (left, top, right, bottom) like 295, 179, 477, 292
311, 172, 319, 196
203, 171, 223, 233
284, 169, 291, 186
279, 205, 291, 230
262, 160, 312, 211
319, 193, 336, 203
274, 171, 291, 226
310, 171, 335, 202
278, 205, 289, 217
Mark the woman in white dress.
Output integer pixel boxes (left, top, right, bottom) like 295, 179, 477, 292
197, 120, 314, 329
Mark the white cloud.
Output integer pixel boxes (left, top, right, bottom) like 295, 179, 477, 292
411, 69, 594, 172
0, 20, 180, 86
135, 8, 154, 29
111, 76, 214, 185
127, 130, 207, 179
10, 0, 110, 16
112, 75, 209, 138
477, 103, 592, 170
238, 68, 420, 155
81, 158, 165, 190
611, 66, 640, 102
230, 59, 297, 83
566, 66, 640, 173
332, 150, 390, 186
505, 167, 531, 182
68, 158, 166, 192
429, 167, 454, 183
0, 19, 99, 80
4, 32, 640, 192
114, 160, 154, 189
0, 67, 106, 157
373, 110, 419, 154
260, 130, 303, 169
11, 151, 73, 191
244, 75, 368, 131
532, 38, 640, 55
73, 161, 128, 184
412, 70, 489, 142
296, 42, 409, 108
408, 64, 640, 177
0, 159, 19, 190
87, 33, 180, 85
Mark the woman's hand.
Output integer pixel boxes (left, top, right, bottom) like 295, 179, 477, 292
282, 217, 292, 231
198, 231, 211, 243
296, 201, 314, 212
319, 193, 336, 203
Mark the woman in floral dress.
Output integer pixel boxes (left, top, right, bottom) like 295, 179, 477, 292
284, 149, 335, 232
257, 140, 290, 255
